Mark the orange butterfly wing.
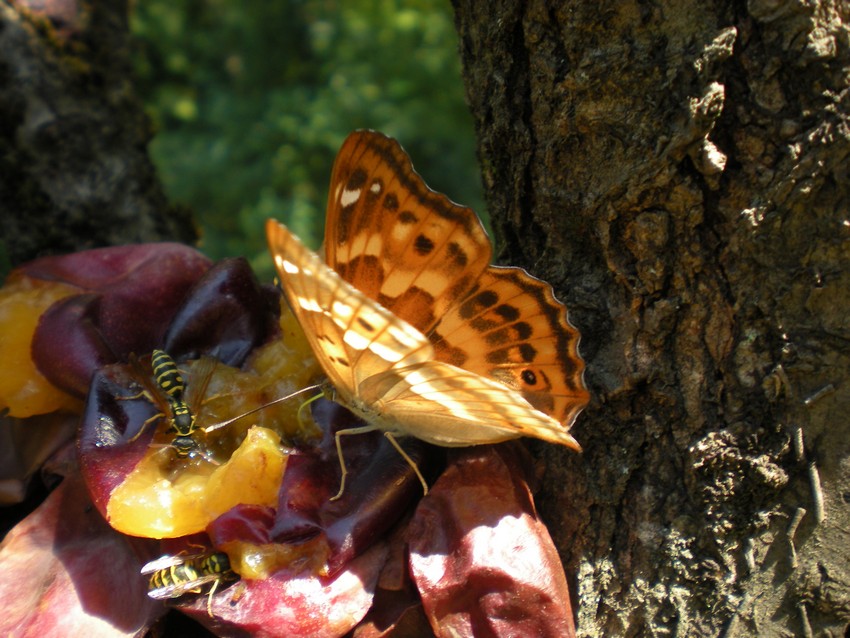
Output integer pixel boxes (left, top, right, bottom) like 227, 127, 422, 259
266, 218, 435, 405
323, 130, 588, 430
429, 266, 589, 426
267, 218, 580, 450
324, 131, 492, 335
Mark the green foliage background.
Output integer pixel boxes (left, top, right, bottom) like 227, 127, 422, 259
131, 0, 483, 279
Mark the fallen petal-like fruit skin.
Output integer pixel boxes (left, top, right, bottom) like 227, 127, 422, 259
408, 445, 576, 638
177, 541, 389, 638
28, 244, 213, 398
0, 468, 162, 637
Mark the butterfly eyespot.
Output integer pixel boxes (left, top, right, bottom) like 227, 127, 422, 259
522, 369, 538, 386
414, 235, 435, 255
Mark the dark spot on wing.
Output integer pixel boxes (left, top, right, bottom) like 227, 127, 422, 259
518, 343, 537, 362
513, 321, 533, 339
486, 328, 509, 345
447, 241, 468, 267
414, 234, 435, 255
347, 168, 367, 190
495, 304, 520, 322
384, 193, 399, 211
357, 317, 375, 333
432, 337, 468, 367
459, 290, 498, 319
398, 209, 417, 223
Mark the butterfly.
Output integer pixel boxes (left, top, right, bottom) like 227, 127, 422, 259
266, 130, 589, 498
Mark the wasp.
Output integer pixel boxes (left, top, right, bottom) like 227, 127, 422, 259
142, 550, 237, 617
128, 349, 218, 459
127, 349, 325, 461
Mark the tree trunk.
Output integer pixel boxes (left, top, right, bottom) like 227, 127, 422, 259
0, 0, 196, 268
452, 1, 850, 636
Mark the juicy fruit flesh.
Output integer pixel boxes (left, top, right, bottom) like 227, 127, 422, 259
107, 426, 286, 538
105, 305, 323, 540
0, 279, 80, 417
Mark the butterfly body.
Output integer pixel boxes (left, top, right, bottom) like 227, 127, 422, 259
268, 131, 589, 494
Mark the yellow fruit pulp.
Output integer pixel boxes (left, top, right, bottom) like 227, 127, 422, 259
0, 278, 81, 417
106, 303, 324, 540
108, 426, 287, 538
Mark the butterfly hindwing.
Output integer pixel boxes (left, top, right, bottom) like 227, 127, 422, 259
358, 361, 580, 449
429, 266, 589, 426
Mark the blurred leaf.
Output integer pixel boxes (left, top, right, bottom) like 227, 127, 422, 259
131, 0, 484, 281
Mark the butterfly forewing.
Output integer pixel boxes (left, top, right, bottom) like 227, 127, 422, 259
429, 266, 589, 426
325, 131, 492, 335
267, 219, 436, 402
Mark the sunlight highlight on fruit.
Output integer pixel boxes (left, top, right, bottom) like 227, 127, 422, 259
107, 426, 286, 538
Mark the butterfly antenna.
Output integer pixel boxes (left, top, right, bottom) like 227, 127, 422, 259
296, 391, 325, 428
203, 383, 324, 434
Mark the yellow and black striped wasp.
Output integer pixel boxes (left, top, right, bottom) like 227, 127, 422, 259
127, 349, 323, 462
128, 349, 218, 460
142, 550, 238, 617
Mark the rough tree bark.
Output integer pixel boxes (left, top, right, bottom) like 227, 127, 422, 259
452, 1, 849, 636
0, 0, 196, 267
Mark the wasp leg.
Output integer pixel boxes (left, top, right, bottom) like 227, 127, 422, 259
127, 412, 164, 443
205, 577, 221, 618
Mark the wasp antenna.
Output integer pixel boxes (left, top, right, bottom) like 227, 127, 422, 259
203, 383, 324, 434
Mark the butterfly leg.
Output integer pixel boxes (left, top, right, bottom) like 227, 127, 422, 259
384, 432, 429, 496
329, 424, 380, 501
